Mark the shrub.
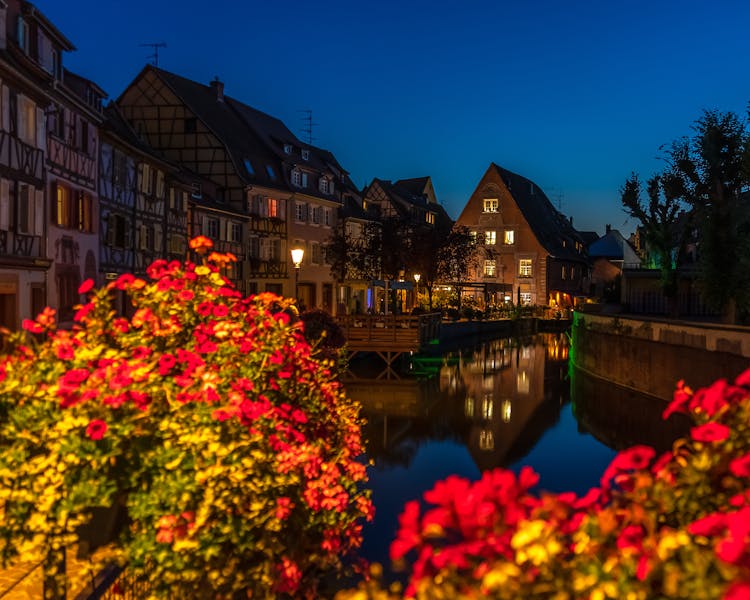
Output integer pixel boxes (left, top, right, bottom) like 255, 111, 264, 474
337, 368, 750, 600
0, 237, 373, 598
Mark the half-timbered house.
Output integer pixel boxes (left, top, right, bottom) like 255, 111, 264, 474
455, 163, 588, 308
117, 66, 358, 307
0, 0, 64, 328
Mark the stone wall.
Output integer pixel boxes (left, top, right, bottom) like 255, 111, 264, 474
571, 312, 750, 401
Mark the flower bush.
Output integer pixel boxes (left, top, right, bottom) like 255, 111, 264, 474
0, 237, 373, 598
337, 368, 750, 600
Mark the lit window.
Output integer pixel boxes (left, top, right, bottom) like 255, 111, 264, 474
479, 430, 494, 451
483, 198, 498, 213
470, 230, 478, 242
501, 399, 512, 423
482, 394, 493, 420
484, 260, 496, 277
464, 397, 475, 418
519, 259, 532, 277
520, 292, 532, 306
562, 265, 567, 280
485, 230, 496, 245
426, 212, 435, 225
267, 197, 279, 218
504, 230, 514, 245
517, 370, 530, 393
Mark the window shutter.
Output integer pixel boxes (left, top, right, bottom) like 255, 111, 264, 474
154, 227, 163, 253
156, 170, 164, 198
139, 225, 147, 250
0, 179, 8, 230
34, 188, 43, 235
35, 107, 44, 148
1, 86, 8, 131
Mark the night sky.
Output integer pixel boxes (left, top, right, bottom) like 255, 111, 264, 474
38, 0, 750, 234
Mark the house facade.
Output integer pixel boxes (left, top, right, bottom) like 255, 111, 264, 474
455, 163, 587, 308
0, 0, 65, 328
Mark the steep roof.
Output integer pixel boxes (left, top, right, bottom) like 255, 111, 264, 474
490, 163, 585, 261
141, 67, 354, 202
101, 102, 170, 164
588, 228, 642, 263
394, 176, 430, 196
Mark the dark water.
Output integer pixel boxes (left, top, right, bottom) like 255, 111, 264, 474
344, 332, 690, 574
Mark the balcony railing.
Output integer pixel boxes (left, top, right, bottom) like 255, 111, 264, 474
0, 230, 43, 258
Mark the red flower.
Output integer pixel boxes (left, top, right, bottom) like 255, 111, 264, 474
616, 524, 644, 550
86, 419, 108, 440
724, 582, 750, 600
159, 353, 177, 376
663, 379, 693, 419
21, 319, 43, 334
78, 279, 95, 294
688, 512, 727, 537
691, 422, 731, 443
601, 446, 655, 488
730, 453, 750, 478
736, 368, 750, 389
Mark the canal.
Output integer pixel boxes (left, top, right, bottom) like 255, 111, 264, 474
344, 332, 691, 577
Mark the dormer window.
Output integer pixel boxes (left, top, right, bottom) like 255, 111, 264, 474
243, 158, 255, 176
265, 165, 277, 181
17, 17, 29, 55
284, 144, 292, 154
301, 149, 310, 160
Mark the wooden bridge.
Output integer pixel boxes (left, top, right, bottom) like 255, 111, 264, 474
335, 313, 442, 379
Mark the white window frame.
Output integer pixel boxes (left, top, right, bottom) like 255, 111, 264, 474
485, 230, 496, 245
504, 230, 515, 245
484, 259, 496, 277
291, 169, 301, 187
519, 259, 532, 277
295, 202, 306, 223
483, 198, 498, 213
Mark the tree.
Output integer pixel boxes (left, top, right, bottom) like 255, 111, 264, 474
436, 226, 479, 312
620, 172, 689, 316
666, 110, 750, 323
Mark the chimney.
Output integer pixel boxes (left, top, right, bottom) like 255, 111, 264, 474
569, 215, 573, 225
210, 76, 224, 102
605, 224, 611, 234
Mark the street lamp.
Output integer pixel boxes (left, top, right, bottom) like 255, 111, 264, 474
291, 247, 304, 304
413, 273, 421, 309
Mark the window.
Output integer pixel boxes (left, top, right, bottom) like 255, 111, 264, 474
50, 105, 65, 138
561, 265, 567, 280
301, 149, 310, 160
19, 96, 35, 145
140, 164, 153, 194
482, 394, 494, 420
230, 222, 242, 243
292, 169, 301, 187
517, 370, 530, 392
311, 242, 322, 265
295, 202, 306, 222
484, 259, 496, 277
504, 230, 515, 245
483, 198, 498, 213
519, 259, 532, 277
140, 225, 154, 251
107, 213, 128, 248
206, 217, 219, 238
470, 230, 478, 242
311, 206, 321, 225
80, 122, 89, 154
267, 197, 279, 218
191, 182, 202, 200
485, 230, 496, 245
16, 183, 33, 234
301, 172, 308, 188
113, 152, 127, 186
55, 184, 72, 228
283, 144, 292, 154
17, 17, 29, 55
520, 292, 532, 306
319, 178, 329, 194
265, 165, 277, 181
479, 430, 494, 451
323, 208, 331, 227
243, 158, 255, 176
426, 212, 435, 225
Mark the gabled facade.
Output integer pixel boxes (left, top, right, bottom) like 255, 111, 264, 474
587, 224, 641, 300
362, 176, 448, 231
455, 163, 588, 308
117, 67, 356, 309
46, 69, 104, 323
0, 0, 64, 328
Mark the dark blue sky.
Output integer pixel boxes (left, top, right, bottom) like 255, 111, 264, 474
40, 0, 750, 234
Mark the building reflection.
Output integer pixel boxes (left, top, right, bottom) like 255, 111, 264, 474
570, 366, 690, 454
347, 333, 571, 473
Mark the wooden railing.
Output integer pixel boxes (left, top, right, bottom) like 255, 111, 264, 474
335, 313, 442, 353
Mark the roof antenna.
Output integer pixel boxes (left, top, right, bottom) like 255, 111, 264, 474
298, 109, 317, 145
139, 42, 167, 67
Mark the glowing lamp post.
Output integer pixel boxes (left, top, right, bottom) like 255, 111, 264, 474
413, 273, 421, 308
291, 247, 304, 304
